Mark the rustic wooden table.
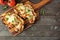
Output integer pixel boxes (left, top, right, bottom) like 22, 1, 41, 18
0, 0, 60, 40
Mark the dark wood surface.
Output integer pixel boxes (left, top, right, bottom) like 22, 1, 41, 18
0, 0, 60, 40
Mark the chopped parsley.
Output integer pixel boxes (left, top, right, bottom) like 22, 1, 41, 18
3, 5, 8, 10
25, 7, 31, 13
6, 18, 9, 20
40, 9, 45, 15
26, 10, 30, 13
12, 17, 16, 23
12, 20, 14, 23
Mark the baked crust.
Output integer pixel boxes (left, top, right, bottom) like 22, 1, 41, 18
0, 8, 24, 36
0, 3, 40, 36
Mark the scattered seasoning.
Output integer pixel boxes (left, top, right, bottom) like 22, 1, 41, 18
12, 20, 14, 23
29, 15, 32, 18
3, 5, 8, 10
6, 14, 10, 20
28, 10, 30, 12
6, 18, 9, 20
26, 9, 30, 13
12, 18, 16, 23
28, 15, 32, 20
40, 9, 45, 15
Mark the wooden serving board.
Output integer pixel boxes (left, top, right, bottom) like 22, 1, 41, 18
0, 0, 50, 36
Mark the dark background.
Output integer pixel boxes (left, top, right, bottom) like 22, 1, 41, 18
0, 0, 60, 40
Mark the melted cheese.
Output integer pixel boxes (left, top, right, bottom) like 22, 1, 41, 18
20, 6, 25, 10
27, 11, 33, 15
5, 14, 17, 24
8, 15, 15, 23
16, 23, 21, 29
16, 3, 36, 23
14, 9, 18, 13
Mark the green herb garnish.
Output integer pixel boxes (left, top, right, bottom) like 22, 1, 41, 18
12, 20, 14, 23
3, 5, 8, 10
26, 7, 31, 13
12, 18, 15, 23
40, 9, 45, 15
6, 18, 9, 20
26, 10, 30, 13
29, 15, 32, 17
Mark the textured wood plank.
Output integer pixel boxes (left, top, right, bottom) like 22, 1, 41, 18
36, 16, 56, 25
0, 37, 58, 40
0, 25, 60, 37
39, 0, 60, 16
